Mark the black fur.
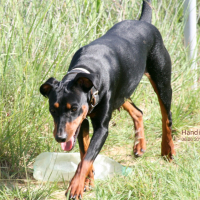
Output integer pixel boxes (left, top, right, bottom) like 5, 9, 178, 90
40, 1, 173, 199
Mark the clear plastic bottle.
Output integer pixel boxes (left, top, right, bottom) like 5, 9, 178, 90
33, 152, 131, 182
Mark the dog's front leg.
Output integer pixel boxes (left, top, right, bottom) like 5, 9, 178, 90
66, 118, 109, 200
77, 118, 94, 192
66, 158, 94, 199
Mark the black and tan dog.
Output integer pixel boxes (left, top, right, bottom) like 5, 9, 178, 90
40, 0, 175, 199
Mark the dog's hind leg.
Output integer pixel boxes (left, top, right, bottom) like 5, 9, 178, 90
122, 100, 146, 157
77, 118, 94, 191
145, 48, 175, 160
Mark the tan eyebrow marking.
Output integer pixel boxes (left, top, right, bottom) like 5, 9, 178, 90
54, 102, 59, 108
66, 103, 71, 109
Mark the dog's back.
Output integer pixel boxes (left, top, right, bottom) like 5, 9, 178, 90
69, 0, 168, 109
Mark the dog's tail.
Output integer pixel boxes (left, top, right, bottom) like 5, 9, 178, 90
139, 0, 152, 24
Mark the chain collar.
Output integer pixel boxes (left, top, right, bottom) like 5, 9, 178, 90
88, 87, 99, 114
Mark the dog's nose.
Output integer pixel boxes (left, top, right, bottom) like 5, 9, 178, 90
55, 134, 67, 143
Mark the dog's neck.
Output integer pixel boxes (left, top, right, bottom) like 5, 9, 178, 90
61, 68, 99, 114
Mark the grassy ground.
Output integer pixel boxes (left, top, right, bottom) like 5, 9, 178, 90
0, 0, 200, 199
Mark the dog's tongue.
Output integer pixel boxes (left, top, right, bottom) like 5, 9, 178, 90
61, 137, 74, 151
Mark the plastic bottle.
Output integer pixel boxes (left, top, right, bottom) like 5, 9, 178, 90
33, 152, 132, 182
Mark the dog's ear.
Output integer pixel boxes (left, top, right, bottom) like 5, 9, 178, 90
74, 73, 99, 91
40, 77, 59, 98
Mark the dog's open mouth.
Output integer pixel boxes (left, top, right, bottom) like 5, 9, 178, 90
60, 125, 81, 151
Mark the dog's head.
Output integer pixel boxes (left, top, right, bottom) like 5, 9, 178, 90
40, 73, 99, 151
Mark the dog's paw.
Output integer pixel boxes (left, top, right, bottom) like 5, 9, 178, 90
134, 147, 146, 157
161, 140, 175, 162
66, 177, 84, 200
84, 169, 95, 191
133, 138, 146, 157
66, 169, 95, 199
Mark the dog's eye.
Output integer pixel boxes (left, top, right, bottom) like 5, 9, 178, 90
71, 107, 78, 112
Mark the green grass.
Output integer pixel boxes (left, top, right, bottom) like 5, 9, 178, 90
0, 0, 200, 199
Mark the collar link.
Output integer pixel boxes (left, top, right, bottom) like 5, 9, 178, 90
88, 87, 99, 114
